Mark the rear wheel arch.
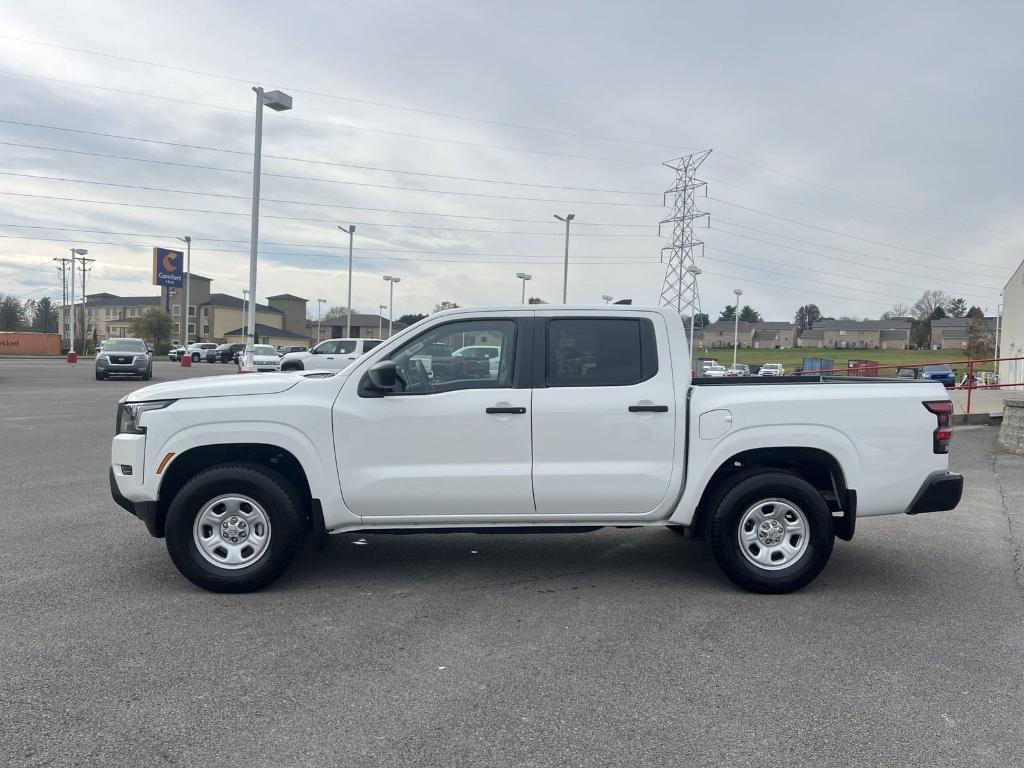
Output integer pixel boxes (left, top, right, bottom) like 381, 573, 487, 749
690, 447, 851, 539
155, 443, 315, 538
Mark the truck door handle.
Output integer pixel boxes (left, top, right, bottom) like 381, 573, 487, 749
486, 406, 527, 414
629, 405, 669, 413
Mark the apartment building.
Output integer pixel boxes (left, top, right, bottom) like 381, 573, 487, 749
930, 316, 998, 350
697, 321, 797, 349
797, 319, 911, 350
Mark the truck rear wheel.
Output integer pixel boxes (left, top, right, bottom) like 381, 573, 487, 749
164, 463, 306, 593
707, 471, 833, 593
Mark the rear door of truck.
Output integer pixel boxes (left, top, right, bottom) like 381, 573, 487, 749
530, 310, 678, 515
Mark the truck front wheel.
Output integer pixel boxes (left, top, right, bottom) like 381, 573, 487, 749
164, 463, 306, 593
707, 471, 833, 593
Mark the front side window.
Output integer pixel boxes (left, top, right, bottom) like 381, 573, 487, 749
388, 320, 515, 394
313, 341, 338, 355
547, 318, 651, 387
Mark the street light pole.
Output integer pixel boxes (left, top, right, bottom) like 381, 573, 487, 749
243, 86, 292, 372
176, 236, 192, 349
383, 275, 400, 337
316, 298, 326, 343
685, 266, 703, 371
68, 247, 87, 362
378, 304, 386, 338
554, 213, 575, 303
338, 225, 355, 337
515, 272, 532, 304
732, 287, 744, 368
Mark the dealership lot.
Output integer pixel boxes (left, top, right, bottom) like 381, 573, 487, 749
1, 359, 1022, 767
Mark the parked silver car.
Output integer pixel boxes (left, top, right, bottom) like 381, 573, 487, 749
96, 338, 152, 381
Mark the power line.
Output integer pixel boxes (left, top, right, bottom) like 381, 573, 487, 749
0, 171, 657, 227
711, 222, 1005, 287
0, 190, 656, 236
697, 266, 893, 310
0, 69, 657, 166
0, 120, 661, 195
707, 196, 1011, 271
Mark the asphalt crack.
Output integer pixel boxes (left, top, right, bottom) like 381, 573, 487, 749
990, 452, 1024, 592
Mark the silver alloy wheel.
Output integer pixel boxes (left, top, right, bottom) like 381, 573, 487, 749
193, 494, 272, 570
737, 498, 809, 571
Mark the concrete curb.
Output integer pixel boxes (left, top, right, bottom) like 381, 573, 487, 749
954, 412, 1003, 426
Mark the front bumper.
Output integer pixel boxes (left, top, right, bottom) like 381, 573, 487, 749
109, 467, 162, 536
98, 357, 149, 376
906, 471, 964, 515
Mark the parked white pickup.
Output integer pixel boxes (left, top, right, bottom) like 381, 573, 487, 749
110, 306, 962, 593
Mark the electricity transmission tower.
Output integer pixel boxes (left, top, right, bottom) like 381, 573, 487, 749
659, 150, 712, 323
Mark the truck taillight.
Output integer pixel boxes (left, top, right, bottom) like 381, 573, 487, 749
923, 400, 953, 454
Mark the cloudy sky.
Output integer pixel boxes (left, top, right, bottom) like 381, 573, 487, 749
0, 0, 1021, 321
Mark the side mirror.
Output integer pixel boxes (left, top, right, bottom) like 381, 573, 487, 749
367, 360, 398, 391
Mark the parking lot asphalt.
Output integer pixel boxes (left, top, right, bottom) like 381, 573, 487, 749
1, 358, 1022, 768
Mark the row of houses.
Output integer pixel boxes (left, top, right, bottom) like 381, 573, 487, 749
60, 273, 408, 348
695, 316, 997, 351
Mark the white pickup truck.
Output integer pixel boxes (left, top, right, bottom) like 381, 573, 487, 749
110, 306, 962, 594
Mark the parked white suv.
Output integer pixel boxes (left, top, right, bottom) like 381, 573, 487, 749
759, 363, 786, 376
280, 338, 383, 372
111, 305, 962, 595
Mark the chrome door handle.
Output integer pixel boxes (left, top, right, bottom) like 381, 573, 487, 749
629, 405, 669, 413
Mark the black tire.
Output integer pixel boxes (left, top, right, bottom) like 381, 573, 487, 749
282, 362, 303, 372
707, 471, 833, 594
95, 372, 105, 381
142, 368, 152, 381
164, 463, 307, 593
191, 352, 201, 362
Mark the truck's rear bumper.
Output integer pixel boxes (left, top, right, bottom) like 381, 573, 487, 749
109, 467, 162, 537
905, 471, 964, 515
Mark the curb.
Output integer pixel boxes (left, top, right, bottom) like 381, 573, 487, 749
953, 412, 1002, 426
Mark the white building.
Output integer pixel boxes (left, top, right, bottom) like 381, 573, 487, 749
999, 259, 1024, 390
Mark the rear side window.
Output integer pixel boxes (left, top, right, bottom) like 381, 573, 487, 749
363, 340, 382, 352
546, 318, 657, 387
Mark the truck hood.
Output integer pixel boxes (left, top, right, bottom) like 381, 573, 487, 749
126, 372, 303, 402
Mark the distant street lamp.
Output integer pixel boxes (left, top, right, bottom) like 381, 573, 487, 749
383, 275, 401, 337
176, 236, 192, 352
243, 86, 293, 372
378, 304, 387, 338
338, 225, 355, 337
68, 247, 87, 362
515, 272, 532, 304
732, 287, 744, 367
316, 298, 326, 343
685, 266, 702, 368
554, 213, 575, 303
601, 294, 614, 304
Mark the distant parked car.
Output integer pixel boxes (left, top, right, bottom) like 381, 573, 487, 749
704, 364, 727, 378
920, 364, 955, 388
725, 364, 750, 377
168, 346, 186, 362
759, 363, 785, 376
451, 345, 501, 378
96, 337, 152, 381
207, 343, 246, 364
280, 338, 383, 372
183, 342, 218, 362
250, 344, 282, 372
277, 345, 308, 357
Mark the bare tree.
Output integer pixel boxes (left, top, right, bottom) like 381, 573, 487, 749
912, 290, 950, 321
880, 302, 910, 320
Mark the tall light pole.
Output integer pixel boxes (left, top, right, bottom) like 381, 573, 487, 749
67, 247, 87, 362
383, 275, 401, 337
732, 287, 744, 367
601, 294, 614, 304
176, 236, 192, 350
316, 298, 326, 343
686, 266, 703, 369
338, 225, 355, 337
243, 86, 293, 372
378, 304, 386, 339
554, 213, 575, 303
242, 289, 249, 345
515, 272, 532, 304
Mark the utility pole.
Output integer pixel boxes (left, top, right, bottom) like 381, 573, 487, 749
378, 304, 386, 339
177, 236, 192, 348
338, 225, 355, 337
316, 298, 326, 343
554, 213, 575, 303
659, 150, 712, 322
54, 257, 70, 349
732, 287, 744, 367
78, 256, 95, 351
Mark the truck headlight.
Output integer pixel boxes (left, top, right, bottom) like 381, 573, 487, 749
116, 400, 175, 434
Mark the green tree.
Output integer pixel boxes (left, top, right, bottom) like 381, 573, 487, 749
397, 313, 427, 326
794, 304, 822, 330
129, 308, 173, 353
323, 306, 357, 321
966, 315, 994, 359
434, 301, 461, 313
718, 305, 736, 322
32, 297, 56, 333
738, 305, 762, 323
683, 312, 710, 328
947, 297, 967, 318
930, 305, 947, 320
0, 294, 26, 331
966, 305, 985, 319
